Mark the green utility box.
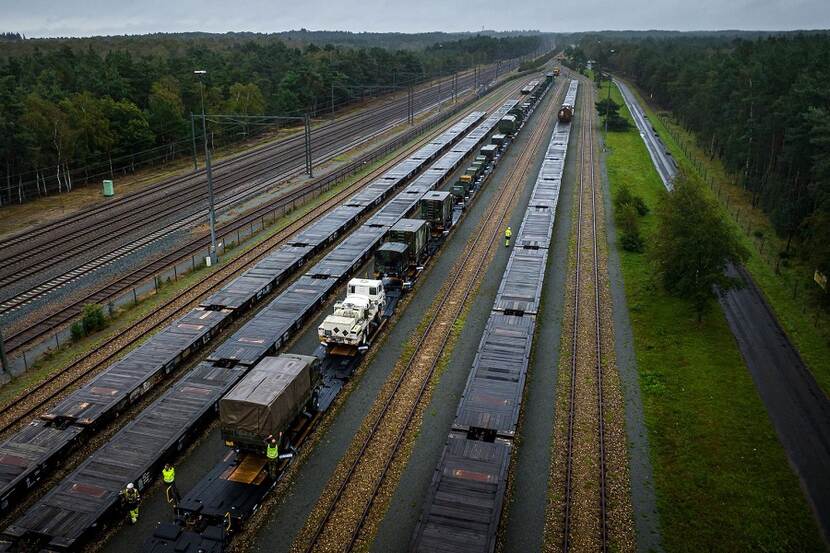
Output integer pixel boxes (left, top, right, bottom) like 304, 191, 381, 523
102, 180, 114, 197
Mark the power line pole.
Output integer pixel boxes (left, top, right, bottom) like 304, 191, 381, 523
190, 113, 198, 171
304, 113, 313, 177
604, 73, 612, 137
194, 70, 217, 266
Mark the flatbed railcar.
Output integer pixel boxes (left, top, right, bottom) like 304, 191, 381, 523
520, 79, 540, 95
141, 90, 552, 553
2, 363, 243, 553
558, 79, 579, 123
0, 113, 489, 521
0, 110, 488, 553
0, 307, 229, 516
491, 250, 549, 317
410, 80, 578, 553
410, 434, 511, 553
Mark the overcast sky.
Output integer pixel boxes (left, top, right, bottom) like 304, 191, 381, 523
2, 0, 828, 38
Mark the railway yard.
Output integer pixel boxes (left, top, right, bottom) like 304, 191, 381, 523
0, 61, 511, 374
0, 26, 828, 553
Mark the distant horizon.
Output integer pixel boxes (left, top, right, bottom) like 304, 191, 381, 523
3, 0, 828, 40
5, 27, 830, 41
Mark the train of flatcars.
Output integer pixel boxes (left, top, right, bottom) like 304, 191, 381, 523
410, 79, 579, 553
141, 78, 553, 553
0, 75, 553, 553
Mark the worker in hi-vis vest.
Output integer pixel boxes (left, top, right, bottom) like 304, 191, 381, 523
120, 482, 140, 524
162, 463, 181, 506
505, 226, 512, 247
265, 431, 283, 479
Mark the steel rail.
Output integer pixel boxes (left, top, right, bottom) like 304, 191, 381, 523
302, 78, 559, 553
0, 77, 524, 445
0, 64, 497, 261
0, 94, 494, 438
562, 77, 609, 553
0, 76, 505, 357
0, 74, 475, 284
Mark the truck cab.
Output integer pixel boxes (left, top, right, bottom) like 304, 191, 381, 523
318, 278, 386, 351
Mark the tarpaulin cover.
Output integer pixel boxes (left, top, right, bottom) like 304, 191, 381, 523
219, 354, 316, 440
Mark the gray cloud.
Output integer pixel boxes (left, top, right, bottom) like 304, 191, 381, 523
1, 0, 828, 38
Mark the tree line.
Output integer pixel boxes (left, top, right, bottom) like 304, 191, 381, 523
0, 33, 542, 205
569, 32, 830, 277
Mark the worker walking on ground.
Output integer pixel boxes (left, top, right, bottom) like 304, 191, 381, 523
505, 226, 512, 247
162, 463, 181, 507
120, 482, 140, 524
265, 432, 283, 479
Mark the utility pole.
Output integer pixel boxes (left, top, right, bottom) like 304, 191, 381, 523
194, 70, 218, 266
603, 51, 616, 139
190, 113, 198, 170
604, 73, 612, 137
408, 86, 413, 124
304, 113, 313, 177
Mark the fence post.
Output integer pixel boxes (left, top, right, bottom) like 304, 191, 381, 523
0, 329, 9, 377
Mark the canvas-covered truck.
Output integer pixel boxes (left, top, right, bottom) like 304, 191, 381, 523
374, 242, 410, 280
318, 278, 386, 354
452, 174, 473, 200
419, 191, 453, 235
498, 115, 518, 135
219, 354, 320, 455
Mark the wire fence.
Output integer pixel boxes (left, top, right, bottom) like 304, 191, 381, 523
657, 112, 829, 330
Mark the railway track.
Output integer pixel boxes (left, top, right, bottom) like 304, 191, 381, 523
0, 85, 511, 440
0, 70, 517, 360
0, 65, 500, 302
560, 75, 609, 553
294, 81, 560, 553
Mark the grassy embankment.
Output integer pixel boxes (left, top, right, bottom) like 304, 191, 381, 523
620, 80, 830, 397
599, 78, 824, 551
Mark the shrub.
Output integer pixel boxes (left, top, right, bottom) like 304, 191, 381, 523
615, 186, 650, 216
81, 304, 107, 334
70, 321, 85, 342
618, 203, 645, 252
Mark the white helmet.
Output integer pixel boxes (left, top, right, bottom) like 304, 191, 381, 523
126, 483, 134, 490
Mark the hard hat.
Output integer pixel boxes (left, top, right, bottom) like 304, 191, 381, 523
126, 483, 134, 490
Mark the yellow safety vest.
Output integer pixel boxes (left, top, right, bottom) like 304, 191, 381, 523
162, 467, 175, 484
505, 228, 512, 238
266, 442, 278, 460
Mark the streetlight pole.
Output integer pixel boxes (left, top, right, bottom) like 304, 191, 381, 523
194, 70, 218, 266
603, 50, 616, 139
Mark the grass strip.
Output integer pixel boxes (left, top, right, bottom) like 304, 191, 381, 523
600, 79, 824, 552
619, 78, 830, 397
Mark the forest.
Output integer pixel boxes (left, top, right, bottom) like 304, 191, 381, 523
0, 33, 543, 205
568, 32, 830, 278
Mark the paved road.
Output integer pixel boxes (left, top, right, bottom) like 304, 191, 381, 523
616, 78, 830, 544
615, 80, 676, 191
720, 264, 830, 542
